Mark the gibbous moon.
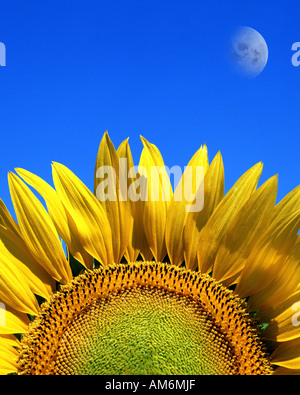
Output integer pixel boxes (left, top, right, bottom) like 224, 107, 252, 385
229, 26, 268, 78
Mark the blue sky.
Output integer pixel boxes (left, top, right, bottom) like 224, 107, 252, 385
0, 0, 299, 215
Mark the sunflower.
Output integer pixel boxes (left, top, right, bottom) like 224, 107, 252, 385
0, 131, 300, 375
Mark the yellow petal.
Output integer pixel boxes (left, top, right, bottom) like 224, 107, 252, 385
15, 168, 93, 269
8, 173, 72, 284
197, 162, 263, 273
0, 361, 17, 375
94, 132, 132, 263
271, 185, 300, 225
117, 138, 143, 262
0, 337, 18, 375
0, 224, 54, 297
183, 151, 224, 270
248, 237, 300, 313
0, 199, 20, 237
52, 162, 114, 266
213, 175, 278, 284
0, 304, 29, 335
127, 147, 154, 262
165, 145, 209, 266
235, 209, 300, 298
259, 288, 300, 322
0, 334, 20, 347
0, 249, 40, 315
0, 233, 52, 305
262, 290, 300, 342
271, 337, 300, 370
139, 136, 173, 262
273, 367, 300, 375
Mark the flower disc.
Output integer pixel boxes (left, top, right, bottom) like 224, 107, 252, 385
17, 262, 273, 375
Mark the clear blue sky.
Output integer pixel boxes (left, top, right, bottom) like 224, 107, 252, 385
0, 1, 299, 215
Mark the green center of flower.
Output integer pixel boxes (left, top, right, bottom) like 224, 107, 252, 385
55, 286, 236, 375
17, 262, 273, 375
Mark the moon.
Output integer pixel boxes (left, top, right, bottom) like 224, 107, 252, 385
228, 26, 268, 78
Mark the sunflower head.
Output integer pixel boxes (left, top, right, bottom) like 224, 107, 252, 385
17, 263, 273, 375
0, 132, 300, 375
